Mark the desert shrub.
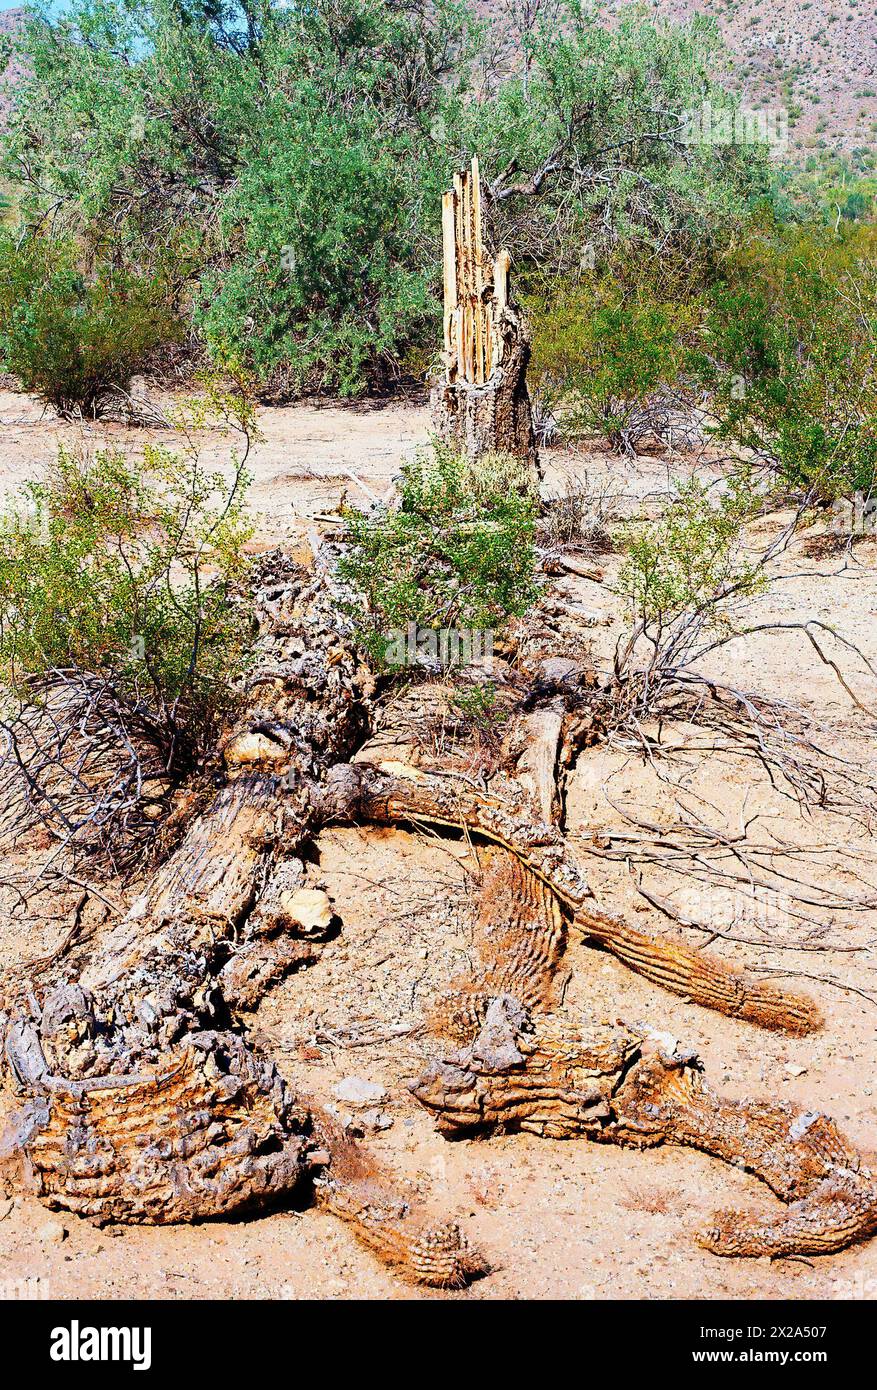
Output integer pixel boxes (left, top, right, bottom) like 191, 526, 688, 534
527, 272, 702, 452
449, 681, 509, 742
0, 383, 256, 764
193, 69, 440, 396
614, 472, 767, 683
610, 472, 768, 719
451, 682, 504, 726
770, 153, 877, 227
338, 444, 539, 670
618, 475, 761, 634
541, 472, 622, 553
700, 224, 877, 500
0, 232, 174, 415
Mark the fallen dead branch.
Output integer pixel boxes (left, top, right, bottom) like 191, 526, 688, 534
0, 670, 176, 879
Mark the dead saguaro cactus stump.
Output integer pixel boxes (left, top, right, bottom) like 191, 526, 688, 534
430, 156, 538, 475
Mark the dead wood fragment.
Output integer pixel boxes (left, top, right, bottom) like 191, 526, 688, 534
409, 845, 877, 1259
552, 555, 605, 581
515, 706, 563, 825
311, 1114, 488, 1287
431, 157, 538, 474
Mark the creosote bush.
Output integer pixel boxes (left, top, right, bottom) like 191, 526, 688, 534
0, 381, 257, 767
338, 443, 539, 670
526, 270, 701, 454
0, 231, 175, 416
618, 474, 761, 633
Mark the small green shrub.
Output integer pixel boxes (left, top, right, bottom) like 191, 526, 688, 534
338, 444, 539, 670
0, 385, 256, 763
527, 273, 701, 453
699, 224, 877, 500
0, 232, 175, 415
450, 682, 507, 733
619, 475, 762, 631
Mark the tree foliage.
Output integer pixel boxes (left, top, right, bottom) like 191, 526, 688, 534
460, 2, 771, 271
1, 0, 771, 398
526, 262, 702, 452
699, 223, 877, 499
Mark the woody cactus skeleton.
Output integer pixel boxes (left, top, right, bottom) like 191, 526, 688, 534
1, 540, 876, 1284
430, 156, 538, 474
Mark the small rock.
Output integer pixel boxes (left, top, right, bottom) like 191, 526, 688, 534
332, 1076, 388, 1107
37, 1218, 67, 1245
279, 888, 334, 936
223, 731, 288, 768
538, 657, 580, 682
784, 1063, 808, 1077
350, 1108, 394, 1137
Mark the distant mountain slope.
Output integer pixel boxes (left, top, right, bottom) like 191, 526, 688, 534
0, 8, 26, 125
606, 0, 876, 157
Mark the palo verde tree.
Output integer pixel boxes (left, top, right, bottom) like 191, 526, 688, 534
1, 0, 473, 395
699, 222, 877, 501
2, 0, 771, 398
451, 1, 772, 275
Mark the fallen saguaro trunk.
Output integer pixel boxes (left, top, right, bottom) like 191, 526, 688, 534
410, 847, 877, 1260
430, 156, 538, 475
0, 545, 872, 1285
320, 760, 823, 1035
0, 550, 483, 1287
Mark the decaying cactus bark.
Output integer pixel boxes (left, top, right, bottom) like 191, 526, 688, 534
0, 549, 482, 1286
408, 850, 877, 1259
430, 156, 538, 473
1, 542, 875, 1287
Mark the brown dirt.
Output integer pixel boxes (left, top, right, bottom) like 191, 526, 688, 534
0, 385, 875, 1301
